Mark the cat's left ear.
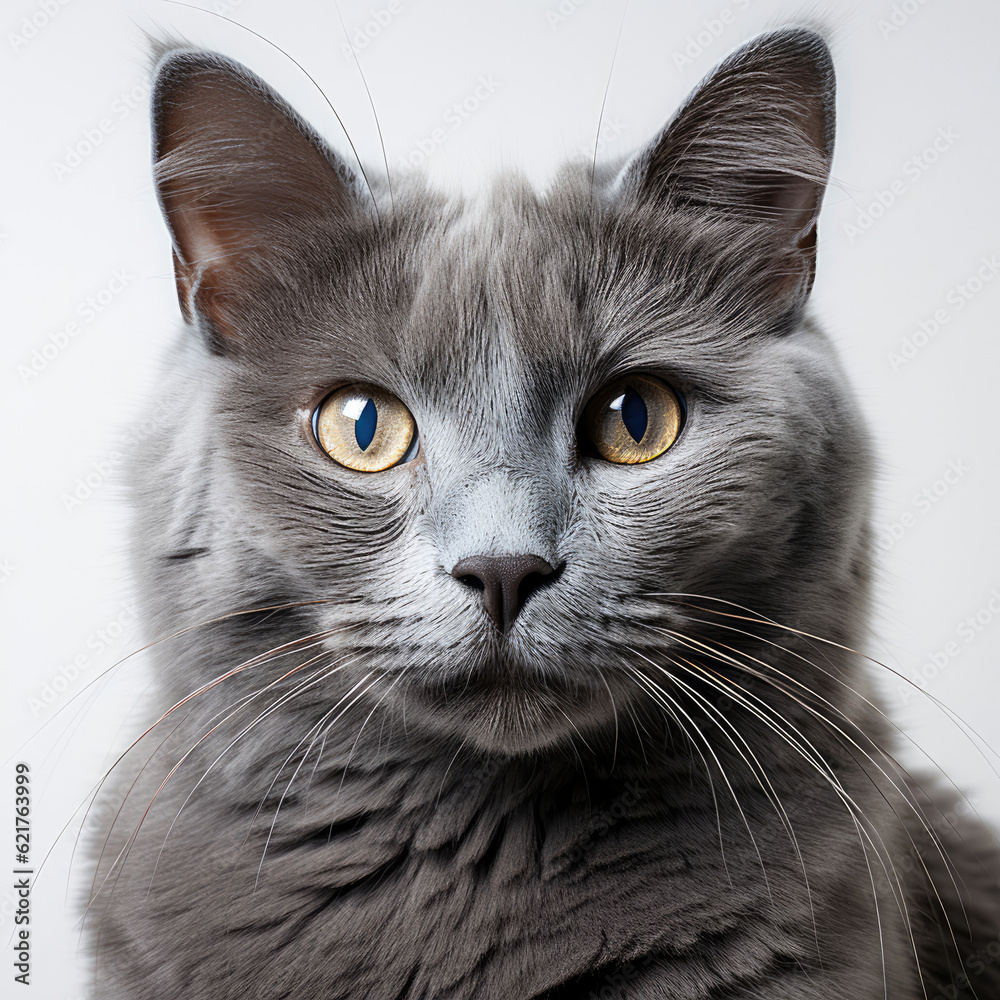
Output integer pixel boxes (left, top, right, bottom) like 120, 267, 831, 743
619, 28, 834, 304
151, 49, 370, 349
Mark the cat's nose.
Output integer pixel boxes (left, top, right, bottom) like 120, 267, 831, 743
451, 554, 557, 633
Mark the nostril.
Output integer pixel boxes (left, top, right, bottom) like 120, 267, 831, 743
450, 554, 559, 633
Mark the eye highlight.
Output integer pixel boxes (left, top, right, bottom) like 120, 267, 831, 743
581, 374, 683, 464
314, 384, 417, 472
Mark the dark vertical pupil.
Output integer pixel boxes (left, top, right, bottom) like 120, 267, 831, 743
355, 398, 378, 451
621, 387, 647, 443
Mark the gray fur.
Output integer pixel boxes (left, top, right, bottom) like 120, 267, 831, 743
86, 28, 1000, 999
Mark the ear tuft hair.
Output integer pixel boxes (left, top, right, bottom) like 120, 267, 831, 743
620, 28, 836, 305
150, 48, 368, 348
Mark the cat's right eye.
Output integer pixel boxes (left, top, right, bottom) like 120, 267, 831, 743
581, 374, 683, 464
313, 384, 418, 472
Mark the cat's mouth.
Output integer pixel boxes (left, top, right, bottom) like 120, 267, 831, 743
369, 640, 637, 755
315, 589, 692, 753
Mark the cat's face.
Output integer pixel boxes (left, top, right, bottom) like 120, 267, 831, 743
144, 30, 871, 754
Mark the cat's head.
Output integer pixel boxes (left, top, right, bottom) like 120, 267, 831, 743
139, 28, 871, 756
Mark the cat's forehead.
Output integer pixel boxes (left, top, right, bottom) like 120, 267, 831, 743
384, 177, 592, 389
256, 173, 782, 412
382, 174, 756, 397
410, 178, 578, 322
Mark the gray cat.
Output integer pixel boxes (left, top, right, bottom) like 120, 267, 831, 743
85, 27, 1000, 999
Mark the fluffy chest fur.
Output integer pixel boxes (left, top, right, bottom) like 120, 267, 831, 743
96, 714, 910, 999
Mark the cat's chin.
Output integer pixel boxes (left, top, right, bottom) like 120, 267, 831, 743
397, 687, 604, 756
375, 656, 630, 756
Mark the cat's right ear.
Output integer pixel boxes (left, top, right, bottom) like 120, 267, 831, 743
617, 28, 835, 309
151, 49, 369, 350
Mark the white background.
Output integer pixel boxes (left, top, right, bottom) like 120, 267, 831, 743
1, 0, 998, 996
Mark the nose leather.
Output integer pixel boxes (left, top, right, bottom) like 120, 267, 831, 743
451, 554, 556, 633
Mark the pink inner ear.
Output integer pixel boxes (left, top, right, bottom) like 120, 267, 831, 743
769, 175, 818, 215
752, 172, 824, 236
173, 213, 226, 270
152, 51, 364, 340
626, 29, 834, 247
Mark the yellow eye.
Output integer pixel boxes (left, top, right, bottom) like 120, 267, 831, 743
314, 384, 417, 472
582, 374, 683, 464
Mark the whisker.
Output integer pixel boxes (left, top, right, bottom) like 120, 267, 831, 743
653, 621, 977, 942
555, 705, 597, 759
5, 597, 341, 769
686, 613, 1000, 854
659, 657, 823, 961
88, 647, 354, 971
435, 735, 472, 810
655, 650, 903, 995
85, 631, 356, 926
590, 0, 629, 198
644, 623, 959, 991
334, 666, 412, 805
626, 652, 765, 892
60, 627, 342, 945
145, 648, 354, 895
158, 0, 381, 220
245, 664, 377, 842
596, 667, 620, 772
656, 592, 1000, 769
333, 0, 393, 210
254, 674, 382, 888
80, 626, 353, 902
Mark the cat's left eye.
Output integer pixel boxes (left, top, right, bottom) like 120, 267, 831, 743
313, 384, 418, 472
581, 374, 683, 465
